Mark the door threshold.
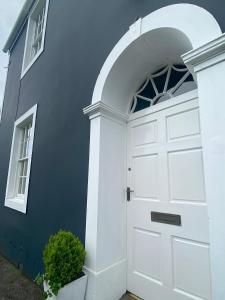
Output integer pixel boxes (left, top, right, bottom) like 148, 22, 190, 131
127, 292, 143, 300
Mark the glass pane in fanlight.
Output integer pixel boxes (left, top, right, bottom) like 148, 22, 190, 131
155, 93, 171, 105
167, 68, 186, 91
134, 99, 150, 112
153, 70, 168, 94
173, 81, 197, 97
139, 80, 156, 99
131, 64, 195, 114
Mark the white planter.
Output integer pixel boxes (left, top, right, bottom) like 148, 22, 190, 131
44, 273, 88, 300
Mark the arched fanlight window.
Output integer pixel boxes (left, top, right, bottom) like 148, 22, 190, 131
130, 64, 197, 113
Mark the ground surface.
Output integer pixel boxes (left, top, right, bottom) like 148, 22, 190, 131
0, 254, 133, 300
0, 255, 43, 300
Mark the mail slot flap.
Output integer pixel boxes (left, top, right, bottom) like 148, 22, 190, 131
151, 211, 181, 226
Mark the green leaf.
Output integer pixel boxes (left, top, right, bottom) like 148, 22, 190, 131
35, 230, 86, 297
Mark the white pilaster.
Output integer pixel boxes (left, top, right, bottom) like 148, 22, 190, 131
83, 102, 128, 300
183, 34, 225, 300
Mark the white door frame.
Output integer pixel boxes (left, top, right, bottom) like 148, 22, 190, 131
83, 4, 225, 300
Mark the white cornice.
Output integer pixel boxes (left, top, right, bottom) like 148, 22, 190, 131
182, 34, 225, 72
83, 101, 129, 122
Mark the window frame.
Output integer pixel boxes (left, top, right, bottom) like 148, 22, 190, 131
130, 64, 196, 114
5, 104, 37, 214
21, 0, 49, 79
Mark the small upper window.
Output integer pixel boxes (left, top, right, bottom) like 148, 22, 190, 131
21, 0, 49, 77
130, 64, 197, 113
5, 105, 37, 213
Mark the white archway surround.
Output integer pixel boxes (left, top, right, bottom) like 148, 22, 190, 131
83, 4, 225, 300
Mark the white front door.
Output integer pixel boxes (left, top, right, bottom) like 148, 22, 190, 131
127, 91, 211, 300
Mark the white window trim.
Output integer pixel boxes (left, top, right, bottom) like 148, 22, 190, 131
21, 0, 49, 79
5, 104, 37, 214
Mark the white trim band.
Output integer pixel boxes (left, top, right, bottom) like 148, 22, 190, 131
183, 34, 225, 72
83, 101, 128, 122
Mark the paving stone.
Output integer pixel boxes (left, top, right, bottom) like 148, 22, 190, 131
0, 255, 43, 300
0, 255, 139, 300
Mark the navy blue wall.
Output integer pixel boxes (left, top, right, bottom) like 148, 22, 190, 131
0, 0, 224, 279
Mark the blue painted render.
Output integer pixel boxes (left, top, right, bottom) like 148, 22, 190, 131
0, 0, 224, 279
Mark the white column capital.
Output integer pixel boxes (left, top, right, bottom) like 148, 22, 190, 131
182, 33, 225, 72
83, 101, 128, 122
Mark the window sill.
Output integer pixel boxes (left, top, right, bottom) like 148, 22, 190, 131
21, 46, 44, 79
5, 196, 27, 214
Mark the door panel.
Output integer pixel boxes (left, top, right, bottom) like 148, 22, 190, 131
166, 108, 200, 140
127, 96, 211, 300
172, 237, 211, 299
168, 149, 205, 202
133, 155, 159, 200
133, 228, 162, 283
133, 120, 158, 146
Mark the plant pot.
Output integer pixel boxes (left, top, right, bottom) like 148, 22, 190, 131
44, 273, 88, 300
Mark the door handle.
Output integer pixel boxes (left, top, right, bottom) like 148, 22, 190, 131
127, 187, 134, 201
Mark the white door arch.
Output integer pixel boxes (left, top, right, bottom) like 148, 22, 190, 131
83, 4, 225, 300
91, 4, 221, 112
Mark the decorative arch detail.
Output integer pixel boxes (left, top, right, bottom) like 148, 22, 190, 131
130, 64, 196, 113
91, 4, 221, 114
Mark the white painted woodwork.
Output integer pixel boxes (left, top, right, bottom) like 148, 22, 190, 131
92, 5, 221, 114
5, 105, 37, 214
84, 5, 224, 299
84, 113, 127, 300
127, 94, 211, 300
21, 0, 50, 78
183, 36, 225, 299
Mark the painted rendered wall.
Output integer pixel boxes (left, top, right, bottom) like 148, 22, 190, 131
0, 0, 225, 279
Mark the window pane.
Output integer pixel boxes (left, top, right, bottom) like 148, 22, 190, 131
32, 5, 45, 57
21, 177, 27, 195
20, 161, 24, 177
20, 122, 32, 158
16, 122, 32, 195
18, 177, 23, 194
22, 160, 28, 177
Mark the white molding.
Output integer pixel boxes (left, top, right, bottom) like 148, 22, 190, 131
5, 104, 38, 214
84, 258, 127, 276
183, 34, 225, 72
83, 101, 128, 122
21, 0, 50, 79
15, 104, 37, 126
84, 5, 223, 300
84, 259, 127, 300
91, 4, 221, 107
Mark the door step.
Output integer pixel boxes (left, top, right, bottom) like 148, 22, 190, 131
127, 292, 143, 300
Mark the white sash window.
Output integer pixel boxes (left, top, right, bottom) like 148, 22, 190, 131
5, 105, 37, 213
21, 0, 49, 78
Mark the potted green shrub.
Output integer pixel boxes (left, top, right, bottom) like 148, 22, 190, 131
35, 230, 87, 300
